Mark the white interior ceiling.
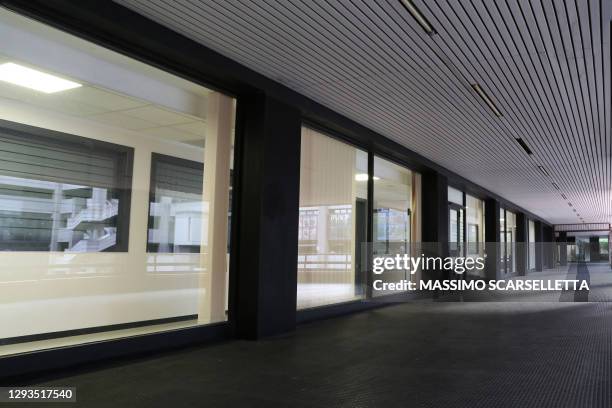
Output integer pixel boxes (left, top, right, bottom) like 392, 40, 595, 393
114, 0, 612, 225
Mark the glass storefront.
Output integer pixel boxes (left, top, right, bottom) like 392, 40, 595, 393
297, 130, 421, 306
466, 194, 485, 276
0, 9, 235, 355
500, 209, 517, 274
528, 220, 536, 270
448, 187, 464, 258
297, 127, 368, 309
373, 156, 416, 296
506, 210, 517, 274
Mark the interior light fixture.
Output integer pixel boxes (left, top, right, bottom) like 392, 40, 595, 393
399, 0, 436, 35
568, 202, 572, 207
537, 165, 550, 177
561, 193, 567, 200
0, 62, 81, 93
471, 83, 502, 117
515, 138, 532, 155
355, 174, 380, 182
551, 182, 560, 190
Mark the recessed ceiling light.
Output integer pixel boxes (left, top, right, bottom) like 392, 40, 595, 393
0, 62, 81, 93
471, 83, 503, 117
551, 182, 560, 190
538, 165, 550, 177
515, 138, 532, 155
355, 174, 380, 181
399, 0, 436, 35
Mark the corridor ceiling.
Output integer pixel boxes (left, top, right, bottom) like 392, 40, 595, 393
115, 0, 612, 224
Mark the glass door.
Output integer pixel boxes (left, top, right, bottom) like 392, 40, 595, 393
449, 203, 464, 258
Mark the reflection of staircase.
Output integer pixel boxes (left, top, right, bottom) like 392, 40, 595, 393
68, 228, 116, 252
66, 199, 118, 230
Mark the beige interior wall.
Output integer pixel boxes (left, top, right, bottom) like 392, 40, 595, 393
0, 95, 231, 339
299, 128, 356, 207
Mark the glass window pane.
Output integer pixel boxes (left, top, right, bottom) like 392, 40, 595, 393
297, 127, 367, 309
465, 195, 484, 255
506, 211, 516, 273
373, 156, 413, 296
0, 9, 234, 355
529, 220, 536, 269
448, 186, 463, 205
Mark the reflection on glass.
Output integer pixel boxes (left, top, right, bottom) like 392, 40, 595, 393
0, 127, 131, 252
0, 8, 235, 355
466, 194, 484, 260
506, 211, 516, 273
529, 220, 536, 269
373, 156, 412, 296
148, 155, 204, 253
297, 128, 367, 309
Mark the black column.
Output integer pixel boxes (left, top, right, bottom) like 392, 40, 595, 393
515, 212, 527, 276
543, 225, 554, 268
589, 236, 600, 262
421, 172, 448, 283
558, 231, 567, 266
484, 199, 500, 280
534, 221, 543, 271
232, 92, 301, 339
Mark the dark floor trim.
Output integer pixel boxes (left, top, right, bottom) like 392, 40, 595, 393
297, 292, 426, 324
0, 315, 198, 346
0, 321, 229, 382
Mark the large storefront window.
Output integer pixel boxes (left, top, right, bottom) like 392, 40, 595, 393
297, 128, 368, 309
506, 211, 517, 273
529, 220, 536, 269
0, 9, 234, 355
373, 156, 418, 296
466, 194, 485, 276
500, 209, 517, 275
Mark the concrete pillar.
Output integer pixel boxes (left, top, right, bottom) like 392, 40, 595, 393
515, 212, 527, 276
420, 172, 448, 285
484, 199, 500, 280
535, 221, 543, 272
233, 93, 301, 339
558, 231, 567, 266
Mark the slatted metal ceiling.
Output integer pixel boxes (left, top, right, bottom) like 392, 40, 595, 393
114, 0, 612, 225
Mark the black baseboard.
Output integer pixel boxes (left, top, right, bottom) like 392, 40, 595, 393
0, 322, 229, 383
0, 315, 198, 346
297, 292, 426, 324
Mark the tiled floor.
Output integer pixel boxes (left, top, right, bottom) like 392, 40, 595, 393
10, 263, 612, 407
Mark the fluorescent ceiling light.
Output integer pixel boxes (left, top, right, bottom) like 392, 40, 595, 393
515, 138, 532, 155
471, 83, 502, 117
537, 165, 550, 177
399, 0, 436, 35
0, 62, 81, 93
355, 173, 380, 181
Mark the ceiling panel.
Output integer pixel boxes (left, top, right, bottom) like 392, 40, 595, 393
114, 0, 612, 224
